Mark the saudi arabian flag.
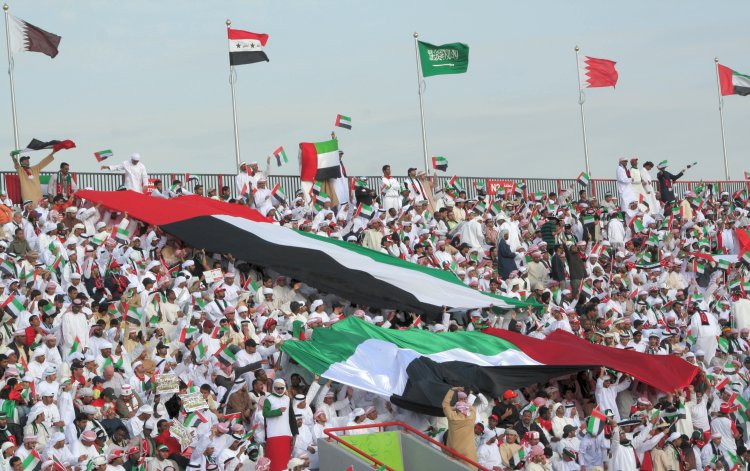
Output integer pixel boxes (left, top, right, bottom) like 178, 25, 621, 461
418, 40, 469, 77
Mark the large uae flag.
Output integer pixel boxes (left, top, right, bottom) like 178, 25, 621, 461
228, 28, 269, 65
7, 14, 61, 58
299, 139, 342, 181
281, 317, 698, 415
718, 64, 750, 96
76, 190, 534, 317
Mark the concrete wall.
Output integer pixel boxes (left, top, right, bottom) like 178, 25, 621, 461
399, 433, 475, 471
317, 433, 476, 471
318, 437, 382, 471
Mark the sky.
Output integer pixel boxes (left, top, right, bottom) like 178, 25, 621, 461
1, 1, 750, 180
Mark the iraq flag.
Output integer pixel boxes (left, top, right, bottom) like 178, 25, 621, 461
228, 28, 269, 65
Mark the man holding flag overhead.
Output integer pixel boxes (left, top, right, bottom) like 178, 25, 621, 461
11, 149, 56, 208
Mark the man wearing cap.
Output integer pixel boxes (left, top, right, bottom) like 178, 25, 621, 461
145, 443, 179, 471
101, 153, 149, 193
656, 160, 686, 204
492, 389, 520, 428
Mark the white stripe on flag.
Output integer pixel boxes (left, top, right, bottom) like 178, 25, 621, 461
228, 38, 263, 52
214, 215, 523, 310
316, 150, 339, 170
321, 338, 540, 398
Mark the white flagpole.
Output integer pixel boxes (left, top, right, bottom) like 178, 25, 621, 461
226, 19, 241, 173
574, 46, 590, 176
3, 4, 19, 150
413, 32, 430, 175
714, 57, 730, 180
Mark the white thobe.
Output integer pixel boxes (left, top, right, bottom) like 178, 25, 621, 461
107, 160, 149, 193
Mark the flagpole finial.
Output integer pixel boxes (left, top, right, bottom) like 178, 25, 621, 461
413, 32, 418, 38
714, 57, 719, 63
574, 45, 580, 52
226, 19, 231, 26
2, 4, 8, 11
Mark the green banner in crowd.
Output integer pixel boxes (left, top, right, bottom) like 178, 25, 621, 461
418, 41, 469, 77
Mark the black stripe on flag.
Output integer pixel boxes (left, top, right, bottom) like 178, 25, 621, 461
229, 50, 269, 66
162, 216, 446, 316
734, 85, 750, 96
391, 357, 594, 416
315, 166, 342, 180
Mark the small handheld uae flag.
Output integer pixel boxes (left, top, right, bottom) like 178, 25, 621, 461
577, 171, 591, 187
7, 14, 61, 58
718, 64, 750, 96
11, 138, 76, 156
228, 28, 269, 65
273, 146, 288, 167
586, 408, 607, 435
216, 345, 237, 365
432, 156, 448, 172
335, 114, 352, 130
355, 203, 374, 220
271, 184, 286, 204
94, 149, 113, 162
2, 295, 24, 319
20, 450, 41, 471
578, 52, 618, 88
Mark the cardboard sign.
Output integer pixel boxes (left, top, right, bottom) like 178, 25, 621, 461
155, 374, 180, 395
203, 268, 223, 284
180, 392, 209, 413
486, 179, 517, 196
169, 421, 195, 450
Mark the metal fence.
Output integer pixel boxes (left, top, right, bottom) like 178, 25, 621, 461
2, 171, 747, 204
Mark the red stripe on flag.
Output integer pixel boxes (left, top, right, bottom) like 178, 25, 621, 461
299, 142, 319, 182
227, 28, 268, 45
718, 64, 735, 96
